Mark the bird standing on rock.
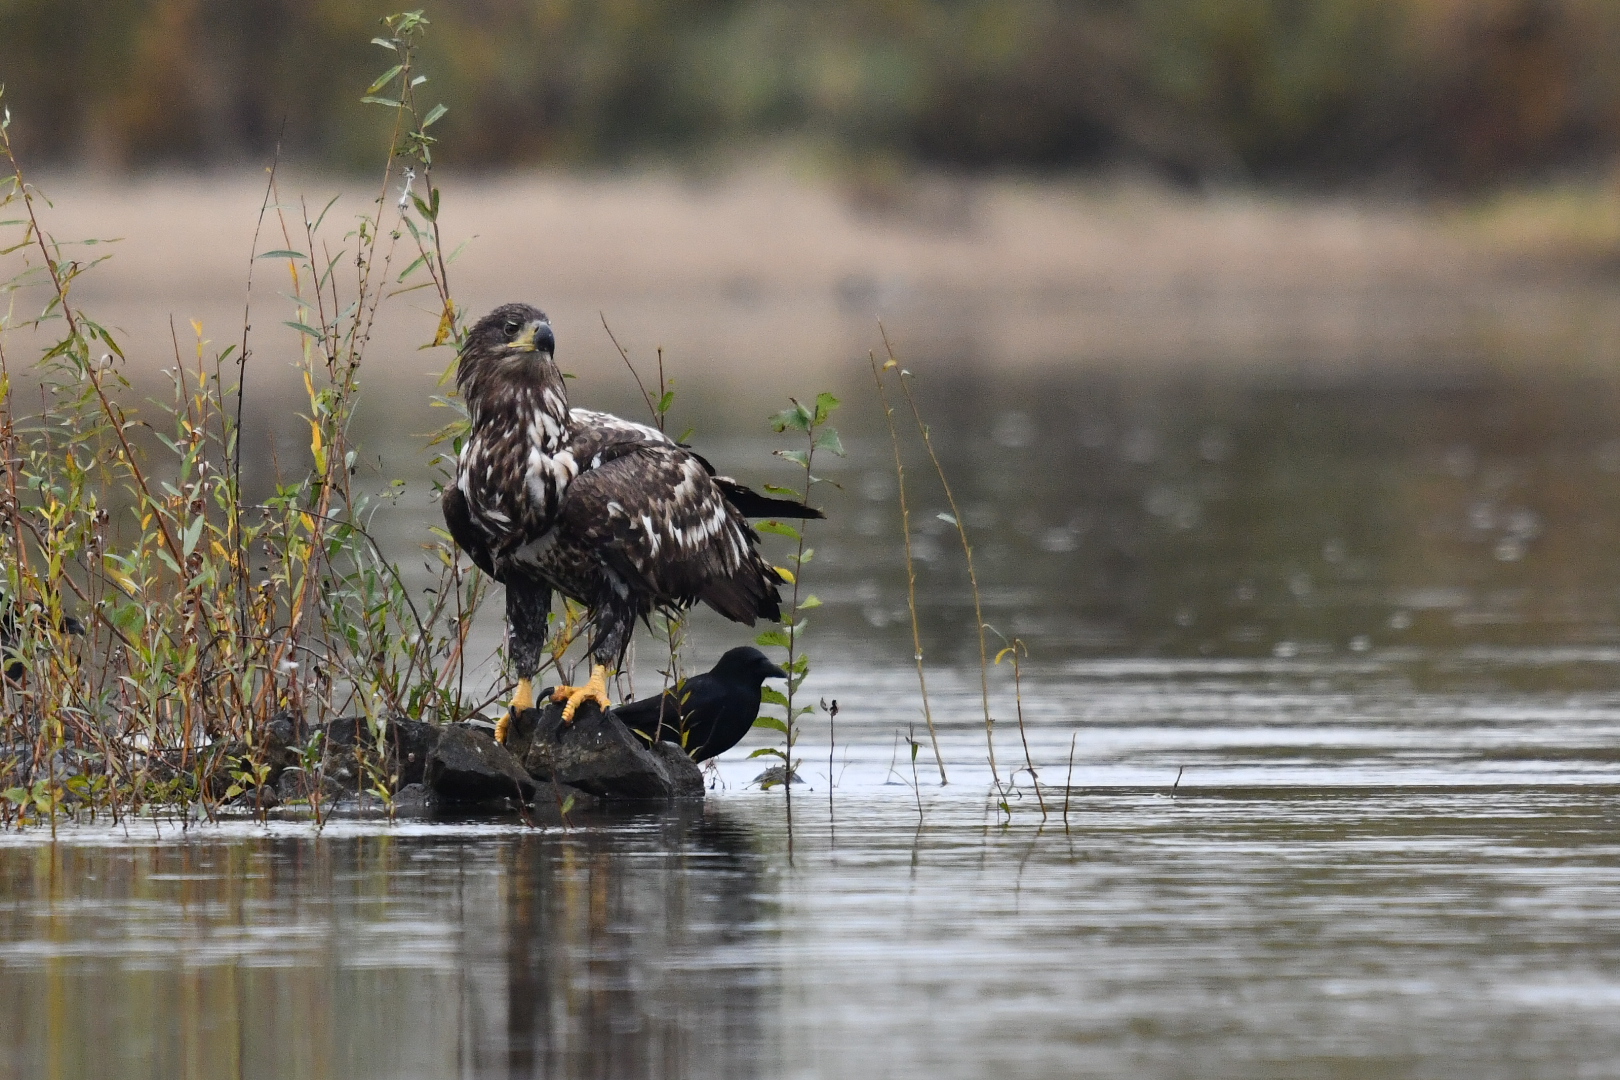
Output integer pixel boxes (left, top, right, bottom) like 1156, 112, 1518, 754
614, 646, 787, 762
441, 303, 821, 742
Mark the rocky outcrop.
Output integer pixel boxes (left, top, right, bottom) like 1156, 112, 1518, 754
209, 702, 704, 815
423, 724, 537, 804
513, 700, 705, 801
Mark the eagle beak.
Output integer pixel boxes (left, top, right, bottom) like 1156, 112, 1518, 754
506, 319, 554, 354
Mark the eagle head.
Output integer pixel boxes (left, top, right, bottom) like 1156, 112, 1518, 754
457, 303, 556, 399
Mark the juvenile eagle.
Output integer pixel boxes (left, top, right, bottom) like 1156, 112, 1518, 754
442, 303, 819, 740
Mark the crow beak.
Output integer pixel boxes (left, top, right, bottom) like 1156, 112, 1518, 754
765, 661, 788, 680
506, 319, 554, 354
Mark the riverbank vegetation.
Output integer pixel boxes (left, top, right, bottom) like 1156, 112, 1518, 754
2, 1, 1617, 190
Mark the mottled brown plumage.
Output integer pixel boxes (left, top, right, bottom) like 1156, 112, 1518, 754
442, 303, 820, 727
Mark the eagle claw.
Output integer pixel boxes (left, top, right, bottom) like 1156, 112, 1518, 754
552, 664, 613, 723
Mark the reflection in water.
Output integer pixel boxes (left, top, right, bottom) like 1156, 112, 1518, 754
0, 809, 774, 1080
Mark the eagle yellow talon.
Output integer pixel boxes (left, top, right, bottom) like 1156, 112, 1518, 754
551, 664, 613, 723
496, 678, 535, 745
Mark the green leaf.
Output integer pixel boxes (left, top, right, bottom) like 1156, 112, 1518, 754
759, 686, 790, 707
284, 321, 325, 339
421, 103, 448, 129
814, 428, 845, 456
367, 64, 404, 95
937, 512, 957, 525
656, 390, 675, 414
748, 747, 785, 760
776, 449, 810, 467
257, 249, 306, 260
798, 594, 822, 610
755, 629, 791, 649
762, 483, 799, 497
371, 37, 398, 50
360, 95, 402, 108
770, 403, 812, 432
559, 793, 575, 815
181, 516, 205, 558
755, 520, 800, 540
813, 392, 840, 424
752, 716, 788, 734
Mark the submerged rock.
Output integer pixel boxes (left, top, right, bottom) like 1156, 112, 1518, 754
424, 724, 536, 805
514, 700, 705, 801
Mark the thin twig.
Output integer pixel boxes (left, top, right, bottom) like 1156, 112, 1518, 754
870, 353, 946, 784
882, 323, 997, 790
1063, 733, 1076, 834
600, 313, 658, 424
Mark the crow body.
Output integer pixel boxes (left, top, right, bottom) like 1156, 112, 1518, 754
613, 646, 787, 762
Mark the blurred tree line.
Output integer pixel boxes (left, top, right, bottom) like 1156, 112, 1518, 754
2, 0, 1617, 187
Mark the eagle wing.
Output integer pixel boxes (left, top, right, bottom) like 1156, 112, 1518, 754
555, 441, 782, 624
441, 485, 497, 579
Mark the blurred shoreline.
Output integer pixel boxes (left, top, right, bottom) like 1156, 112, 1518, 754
19, 166, 1620, 397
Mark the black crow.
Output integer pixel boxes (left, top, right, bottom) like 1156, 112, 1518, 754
613, 646, 787, 762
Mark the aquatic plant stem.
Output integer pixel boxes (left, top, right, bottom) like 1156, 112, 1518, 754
1063, 734, 1076, 834
870, 353, 946, 784
1003, 639, 1045, 817
881, 325, 997, 791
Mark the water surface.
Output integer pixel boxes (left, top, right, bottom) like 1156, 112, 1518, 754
8, 357, 1620, 1077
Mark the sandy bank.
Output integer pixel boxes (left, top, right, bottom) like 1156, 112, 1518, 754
10, 168, 1620, 396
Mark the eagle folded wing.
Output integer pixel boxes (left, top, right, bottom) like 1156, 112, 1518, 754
441, 485, 497, 579
556, 443, 780, 624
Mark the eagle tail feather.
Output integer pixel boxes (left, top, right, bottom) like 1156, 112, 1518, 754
715, 478, 825, 520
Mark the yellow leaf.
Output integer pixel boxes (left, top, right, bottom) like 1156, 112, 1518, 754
102, 558, 140, 596
775, 566, 796, 585
303, 369, 316, 401
309, 419, 326, 472
301, 512, 317, 535
431, 300, 455, 347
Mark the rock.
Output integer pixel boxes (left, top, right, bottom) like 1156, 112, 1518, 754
319, 715, 442, 791
424, 724, 536, 804
276, 766, 347, 804
225, 785, 280, 813
516, 700, 705, 801
390, 782, 437, 817
263, 710, 306, 780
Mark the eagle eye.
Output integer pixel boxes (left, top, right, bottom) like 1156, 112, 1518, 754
503, 320, 520, 336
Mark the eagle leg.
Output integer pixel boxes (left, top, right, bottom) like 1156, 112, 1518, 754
495, 679, 536, 745
500, 579, 552, 744
551, 663, 613, 723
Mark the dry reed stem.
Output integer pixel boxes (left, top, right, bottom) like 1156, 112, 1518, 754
869, 353, 946, 784
879, 325, 997, 788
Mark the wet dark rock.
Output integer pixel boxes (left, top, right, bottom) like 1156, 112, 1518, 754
390, 782, 437, 817
276, 766, 347, 804
225, 785, 279, 813
515, 700, 705, 801
424, 724, 536, 804
319, 715, 442, 791
262, 711, 306, 779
